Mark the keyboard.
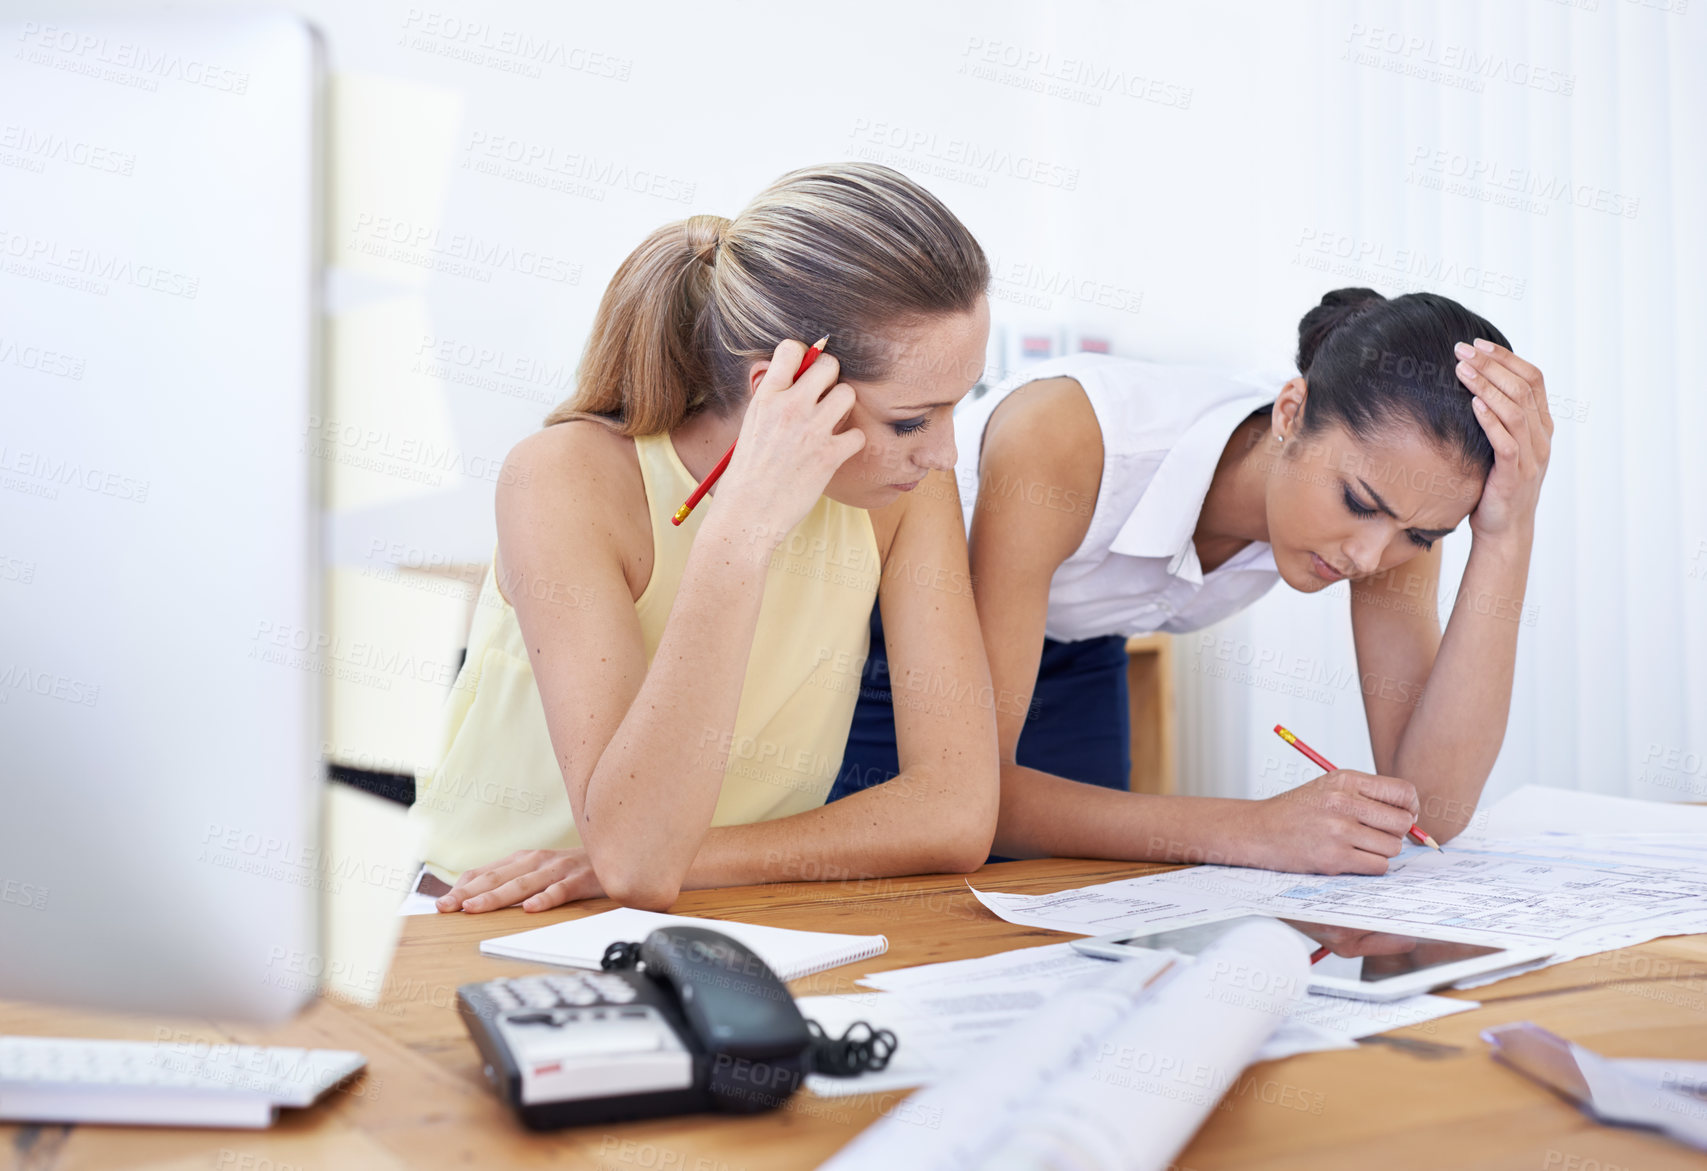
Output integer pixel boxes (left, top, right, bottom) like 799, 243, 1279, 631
0, 1036, 367, 1128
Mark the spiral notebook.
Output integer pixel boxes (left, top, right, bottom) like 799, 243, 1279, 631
479, 908, 889, 981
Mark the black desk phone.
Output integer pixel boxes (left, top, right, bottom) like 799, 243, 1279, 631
457, 925, 897, 1129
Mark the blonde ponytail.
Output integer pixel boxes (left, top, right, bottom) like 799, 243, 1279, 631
545, 214, 728, 433
547, 164, 988, 435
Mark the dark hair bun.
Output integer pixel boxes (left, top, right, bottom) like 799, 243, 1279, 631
1288, 288, 1511, 478
1295, 287, 1386, 375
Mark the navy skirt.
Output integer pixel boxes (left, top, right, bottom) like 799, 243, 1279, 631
831, 602, 1131, 804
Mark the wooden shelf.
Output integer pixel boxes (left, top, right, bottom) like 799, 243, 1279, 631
1125, 632, 1177, 795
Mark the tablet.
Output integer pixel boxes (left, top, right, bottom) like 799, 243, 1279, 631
1071, 915, 1553, 1001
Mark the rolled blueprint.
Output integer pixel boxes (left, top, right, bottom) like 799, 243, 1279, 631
987, 918, 1310, 1171
818, 919, 1308, 1171
817, 947, 1176, 1170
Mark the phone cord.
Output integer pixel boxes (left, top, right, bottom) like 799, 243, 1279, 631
806, 1019, 899, 1076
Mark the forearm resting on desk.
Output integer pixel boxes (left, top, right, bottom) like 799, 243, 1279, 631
682, 762, 992, 892
439, 763, 993, 914
992, 762, 1261, 864
993, 761, 1423, 876
571, 518, 772, 907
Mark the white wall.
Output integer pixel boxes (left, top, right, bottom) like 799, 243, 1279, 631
75, 0, 1698, 801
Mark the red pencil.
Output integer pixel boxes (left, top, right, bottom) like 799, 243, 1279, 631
1309, 944, 1332, 964
671, 335, 831, 526
1272, 724, 1442, 852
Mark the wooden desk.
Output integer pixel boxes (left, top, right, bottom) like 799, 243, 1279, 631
7, 857, 1707, 1171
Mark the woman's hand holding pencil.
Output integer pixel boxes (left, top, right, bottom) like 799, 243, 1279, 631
1236, 770, 1424, 876
673, 337, 861, 536
1274, 725, 1441, 851
1218, 724, 1444, 885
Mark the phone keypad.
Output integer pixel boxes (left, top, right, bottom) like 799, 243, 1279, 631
480, 972, 640, 1013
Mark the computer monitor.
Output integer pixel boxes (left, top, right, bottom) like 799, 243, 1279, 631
0, 10, 327, 1022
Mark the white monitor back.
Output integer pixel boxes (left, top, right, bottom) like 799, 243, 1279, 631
0, 10, 325, 1022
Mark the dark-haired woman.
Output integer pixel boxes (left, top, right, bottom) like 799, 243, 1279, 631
833, 288, 1552, 874
411, 163, 1000, 913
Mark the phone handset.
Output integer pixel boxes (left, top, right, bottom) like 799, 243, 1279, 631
603, 926, 896, 1110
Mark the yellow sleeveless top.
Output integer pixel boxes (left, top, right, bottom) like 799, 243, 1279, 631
410, 430, 880, 876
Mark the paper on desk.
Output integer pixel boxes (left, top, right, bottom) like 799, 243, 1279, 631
1288, 990, 1476, 1037
863, 941, 1476, 1038
480, 907, 888, 980
816, 945, 1168, 1096
1574, 1048, 1707, 1151
1474, 784, 1707, 838
1488, 1024, 1707, 1154
820, 920, 1309, 1171
1604, 1058, 1707, 1093
860, 941, 1107, 992
809, 955, 1468, 1100
802, 985, 1356, 1098
968, 827, 1707, 989
965, 881, 1253, 940
988, 922, 1313, 1171
818, 948, 1182, 1110
800, 983, 1062, 1098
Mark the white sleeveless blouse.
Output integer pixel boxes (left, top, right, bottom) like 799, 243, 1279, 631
953, 353, 1286, 642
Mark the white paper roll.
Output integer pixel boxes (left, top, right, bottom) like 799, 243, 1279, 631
983, 919, 1310, 1171
818, 949, 1176, 1170
818, 920, 1308, 1171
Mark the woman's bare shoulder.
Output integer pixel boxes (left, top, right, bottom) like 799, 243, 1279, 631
498, 420, 651, 597
982, 377, 1102, 480
503, 419, 638, 489
975, 377, 1104, 539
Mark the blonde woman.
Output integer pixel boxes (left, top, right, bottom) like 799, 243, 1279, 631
414, 164, 999, 913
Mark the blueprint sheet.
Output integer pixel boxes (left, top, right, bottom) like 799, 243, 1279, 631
968, 788, 1707, 987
